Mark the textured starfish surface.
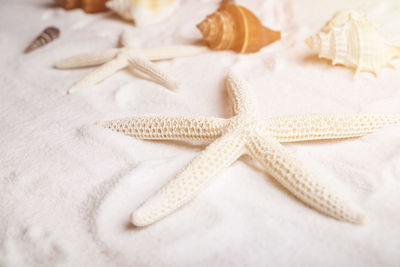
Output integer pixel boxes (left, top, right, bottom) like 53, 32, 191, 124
98, 73, 400, 227
55, 31, 209, 94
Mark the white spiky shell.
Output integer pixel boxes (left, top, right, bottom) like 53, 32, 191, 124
106, 0, 180, 26
306, 10, 400, 76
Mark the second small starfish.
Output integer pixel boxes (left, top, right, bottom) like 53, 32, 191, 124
99, 73, 400, 226
55, 31, 209, 94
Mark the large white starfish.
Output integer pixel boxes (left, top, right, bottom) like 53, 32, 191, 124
54, 31, 209, 94
98, 73, 400, 227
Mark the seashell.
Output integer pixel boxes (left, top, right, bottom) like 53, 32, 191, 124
82, 0, 108, 13
196, 1, 281, 54
55, 0, 80, 10
106, 0, 181, 26
24, 26, 60, 54
306, 10, 400, 76
55, 0, 108, 13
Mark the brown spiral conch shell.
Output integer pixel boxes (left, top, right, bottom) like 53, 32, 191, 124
55, 0, 108, 13
24, 27, 60, 54
196, 1, 281, 53
81, 0, 108, 13
55, 0, 79, 10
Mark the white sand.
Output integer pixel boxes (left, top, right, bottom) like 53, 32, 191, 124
1, 0, 400, 266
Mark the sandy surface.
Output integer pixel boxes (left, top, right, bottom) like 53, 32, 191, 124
1, 0, 400, 266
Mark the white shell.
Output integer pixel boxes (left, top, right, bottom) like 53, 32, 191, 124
106, 0, 180, 26
306, 10, 400, 76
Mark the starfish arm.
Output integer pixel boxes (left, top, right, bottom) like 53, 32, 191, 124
131, 131, 246, 226
67, 54, 128, 94
127, 55, 179, 90
225, 72, 258, 115
248, 132, 366, 224
54, 49, 120, 69
138, 45, 210, 61
98, 116, 229, 141
120, 29, 136, 47
263, 113, 400, 142
54, 46, 208, 69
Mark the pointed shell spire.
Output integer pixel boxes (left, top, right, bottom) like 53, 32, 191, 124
24, 26, 60, 53
196, 2, 281, 53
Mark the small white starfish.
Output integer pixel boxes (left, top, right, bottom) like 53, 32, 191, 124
54, 31, 209, 94
98, 73, 400, 227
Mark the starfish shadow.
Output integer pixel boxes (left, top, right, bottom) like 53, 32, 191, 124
286, 137, 360, 146
150, 139, 209, 150
80, 166, 135, 248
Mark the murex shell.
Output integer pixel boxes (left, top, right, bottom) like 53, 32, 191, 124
106, 0, 180, 26
196, 1, 281, 54
306, 10, 400, 75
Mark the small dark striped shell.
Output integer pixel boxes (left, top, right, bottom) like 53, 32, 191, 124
24, 27, 60, 54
